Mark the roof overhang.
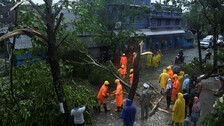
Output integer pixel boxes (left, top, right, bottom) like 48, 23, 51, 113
114, 29, 185, 37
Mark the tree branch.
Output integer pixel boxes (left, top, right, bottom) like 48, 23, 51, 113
0, 28, 48, 45
64, 41, 141, 96
28, 0, 46, 21
55, 13, 64, 32
198, 0, 215, 27
10, 0, 24, 11
57, 33, 69, 47
201, 65, 224, 79
54, 0, 66, 18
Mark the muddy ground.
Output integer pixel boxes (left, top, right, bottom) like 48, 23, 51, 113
90, 47, 219, 126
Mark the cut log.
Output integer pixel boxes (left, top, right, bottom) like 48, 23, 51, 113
148, 95, 164, 117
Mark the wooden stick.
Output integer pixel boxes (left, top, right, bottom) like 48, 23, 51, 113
148, 95, 164, 116
158, 107, 170, 114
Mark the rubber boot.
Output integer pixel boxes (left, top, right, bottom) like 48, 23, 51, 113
115, 107, 121, 112
103, 104, 110, 112
97, 105, 102, 112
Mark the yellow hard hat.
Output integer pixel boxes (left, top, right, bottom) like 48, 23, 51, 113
163, 69, 167, 73
167, 66, 171, 69
121, 65, 125, 68
130, 69, 133, 73
173, 74, 178, 78
133, 52, 136, 55
104, 80, 109, 85
180, 71, 184, 75
122, 53, 125, 56
115, 79, 120, 83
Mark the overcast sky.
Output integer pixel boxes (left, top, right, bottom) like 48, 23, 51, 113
31, 0, 161, 4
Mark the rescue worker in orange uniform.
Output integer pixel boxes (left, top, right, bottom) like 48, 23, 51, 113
120, 53, 127, 70
172, 74, 179, 102
167, 65, 173, 80
132, 52, 136, 65
118, 65, 126, 79
114, 79, 123, 112
97, 80, 110, 112
129, 69, 134, 85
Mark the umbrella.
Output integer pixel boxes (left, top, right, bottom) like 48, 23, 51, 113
171, 65, 183, 75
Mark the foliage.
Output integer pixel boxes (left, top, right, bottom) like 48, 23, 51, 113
0, 60, 96, 125
72, 0, 148, 57
180, 57, 213, 76
201, 94, 224, 126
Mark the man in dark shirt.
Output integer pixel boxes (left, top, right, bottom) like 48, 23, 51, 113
183, 89, 189, 118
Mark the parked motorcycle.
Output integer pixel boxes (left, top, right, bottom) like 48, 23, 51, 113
175, 54, 184, 63
205, 48, 212, 59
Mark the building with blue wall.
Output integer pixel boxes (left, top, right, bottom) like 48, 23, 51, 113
113, 0, 194, 52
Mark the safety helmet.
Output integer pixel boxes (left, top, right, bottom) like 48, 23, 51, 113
133, 52, 136, 55
167, 66, 171, 69
173, 74, 178, 78
130, 69, 133, 73
115, 79, 120, 83
104, 80, 109, 85
122, 53, 125, 56
121, 65, 125, 68
163, 69, 167, 73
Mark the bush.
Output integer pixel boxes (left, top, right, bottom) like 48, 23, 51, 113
180, 57, 213, 76
201, 94, 224, 126
0, 60, 96, 125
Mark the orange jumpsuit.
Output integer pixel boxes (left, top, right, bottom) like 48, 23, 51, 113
118, 68, 126, 79
132, 55, 136, 65
168, 69, 173, 79
115, 82, 123, 107
172, 78, 179, 102
97, 84, 108, 104
129, 73, 133, 85
120, 56, 127, 70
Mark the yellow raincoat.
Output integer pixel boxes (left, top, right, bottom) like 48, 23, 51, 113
146, 54, 152, 66
172, 93, 185, 123
155, 53, 162, 64
178, 71, 184, 92
152, 55, 158, 67
158, 69, 170, 89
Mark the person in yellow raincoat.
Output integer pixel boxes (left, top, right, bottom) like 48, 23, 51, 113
146, 53, 152, 67
152, 54, 158, 68
172, 74, 179, 102
114, 79, 123, 112
155, 50, 162, 65
118, 65, 126, 79
171, 93, 185, 125
158, 69, 169, 95
178, 71, 185, 92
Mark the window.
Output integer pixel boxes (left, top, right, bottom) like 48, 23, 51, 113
157, 19, 161, 26
175, 19, 180, 25
165, 19, 170, 25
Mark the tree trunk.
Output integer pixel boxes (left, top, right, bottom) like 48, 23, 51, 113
196, 30, 202, 71
45, 4, 72, 126
213, 26, 218, 71
128, 45, 140, 101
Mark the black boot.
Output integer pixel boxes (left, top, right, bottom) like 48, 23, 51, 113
115, 107, 121, 112
97, 105, 102, 112
103, 104, 110, 112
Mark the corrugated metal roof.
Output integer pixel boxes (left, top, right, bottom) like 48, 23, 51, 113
183, 31, 195, 40
9, 35, 32, 49
114, 29, 185, 36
